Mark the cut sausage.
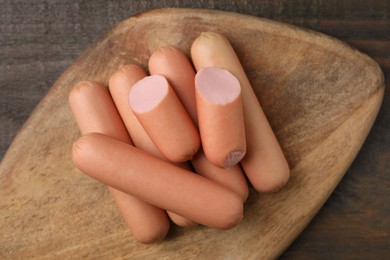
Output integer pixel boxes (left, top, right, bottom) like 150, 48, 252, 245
73, 133, 244, 229
68, 81, 169, 243
191, 32, 290, 192
129, 75, 200, 162
195, 67, 246, 168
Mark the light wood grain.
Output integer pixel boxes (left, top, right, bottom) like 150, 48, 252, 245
0, 8, 384, 259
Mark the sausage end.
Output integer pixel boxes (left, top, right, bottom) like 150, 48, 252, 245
132, 226, 169, 244
250, 165, 290, 193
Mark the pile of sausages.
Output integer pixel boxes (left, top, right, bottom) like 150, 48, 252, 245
69, 32, 290, 243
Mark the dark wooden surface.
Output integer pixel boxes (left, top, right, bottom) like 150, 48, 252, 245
1, 0, 389, 258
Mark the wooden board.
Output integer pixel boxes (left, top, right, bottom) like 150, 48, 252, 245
0, 8, 384, 259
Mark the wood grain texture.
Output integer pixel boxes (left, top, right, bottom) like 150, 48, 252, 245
1, 1, 389, 259
0, 8, 385, 259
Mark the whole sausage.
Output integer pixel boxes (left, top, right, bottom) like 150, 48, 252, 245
68, 81, 169, 243
191, 32, 290, 192
109, 65, 197, 227
72, 133, 244, 229
148, 46, 249, 201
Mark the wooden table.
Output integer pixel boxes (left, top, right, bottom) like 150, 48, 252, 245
1, 1, 389, 258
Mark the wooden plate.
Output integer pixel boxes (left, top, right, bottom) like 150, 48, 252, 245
0, 8, 384, 259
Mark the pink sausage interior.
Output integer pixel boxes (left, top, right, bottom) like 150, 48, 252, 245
195, 67, 241, 104
129, 75, 168, 113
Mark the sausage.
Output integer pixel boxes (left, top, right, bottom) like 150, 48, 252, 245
191, 32, 290, 192
68, 81, 169, 243
148, 46, 198, 125
148, 46, 249, 201
72, 132, 244, 229
190, 152, 248, 202
109, 65, 197, 227
129, 75, 200, 162
108, 65, 161, 158
195, 67, 246, 168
